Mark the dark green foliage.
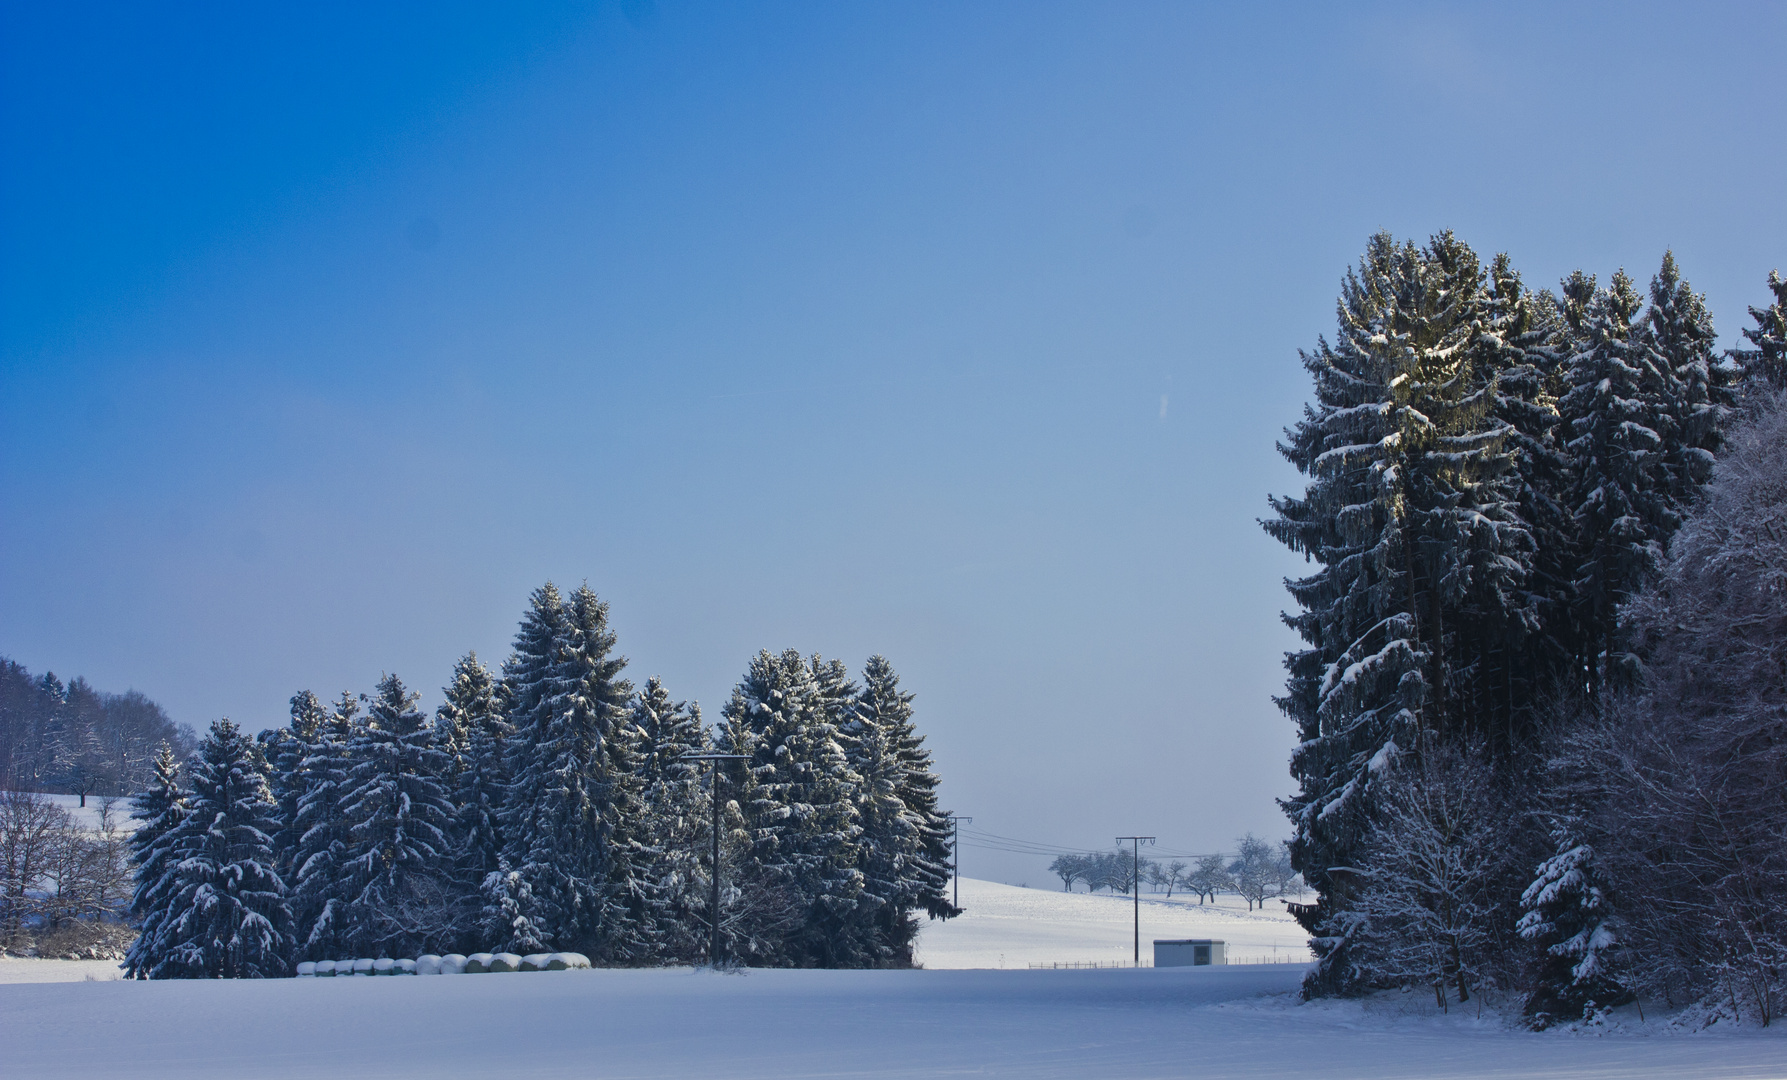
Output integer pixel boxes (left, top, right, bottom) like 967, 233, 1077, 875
850, 655, 955, 964
125, 719, 290, 979
436, 652, 508, 891
331, 673, 456, 956
720, 650, 865, 967
1732, 269, 1787, 391
631, 675, 710, 963
492, 583, 644, 960
1267, 234, 1730, 1001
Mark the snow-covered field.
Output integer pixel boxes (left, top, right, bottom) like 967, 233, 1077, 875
915, 878, 1310, 968
27, 792, 138, 833
5, 879, 1786, 1079
0, 957, 127, 983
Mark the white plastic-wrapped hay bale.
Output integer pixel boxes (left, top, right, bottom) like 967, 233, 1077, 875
372, 958, 396, 975
352, 958, 375, 976
439, 954, 467, 974
296, 962, 317, 977
395, 958, 417, 975
313, 961, 336, 977
465, 953, 494, 974
487, 952, 522, 973
545, 953, 591, 970
520, 953, 552, 972
415, 955, 443, 975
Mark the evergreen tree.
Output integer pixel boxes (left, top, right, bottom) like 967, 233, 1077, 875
436, 652, 508, 891
292, 692, 360, 959
332, 673, 456, 956
123, 743, 186, 979
1264, 232, 1527, 993
1558, 269, 1677, 697
1518, 834, 1627, 1026
1642, 252, 1728, 508
719, 649, 864, 967
266, 691, 325, 879
492, 583, 641, 959
1469, 258, 1575, 753
126, 719, 290, 979
1732, 269, 1787, 392
849, 655, 954, 966
630, 676, 710, 963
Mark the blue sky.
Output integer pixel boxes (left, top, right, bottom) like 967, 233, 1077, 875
4, 1, 1783, 882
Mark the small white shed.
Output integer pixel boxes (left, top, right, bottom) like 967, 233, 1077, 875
1153, 939, 1227, 967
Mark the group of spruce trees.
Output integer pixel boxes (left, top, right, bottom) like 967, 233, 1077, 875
123, 582, 955, 978
1266, 232, 1787, 1019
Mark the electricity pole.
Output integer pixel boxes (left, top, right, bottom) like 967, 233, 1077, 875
1116, 835, 1156, 967
948, 815, 973, 910
686, 753, 747, 967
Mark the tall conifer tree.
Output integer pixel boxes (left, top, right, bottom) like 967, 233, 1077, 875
123, 743, 186, 979
1732, 269, 1787, 392
628, 676, 709, 961
126, 719, 290, 979
293, 692, 360, 959
1265, 232, 1527, 993
436, 652, 508, 891
332, 674, 456, 956
850, 655, 954, 965
720, 650, 864, 967
493, 583, 641, 959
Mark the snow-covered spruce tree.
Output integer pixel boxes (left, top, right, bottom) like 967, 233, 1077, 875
127, 719, 290, 979
1264, 232, 1527, 995
1558, 269, 1678, 699
849, 655, 954, 965
265, 691, 325, 880
332, 674, 457, 957
435, 652, 509, 910
492, 583, 644, 961
123, 743, 186, 978
1643, 253, 1729, 506
630, 675, 709, 963
1731, 269, 1787, 393
1581, 391, 1787, 1022
719, 649, 864, 967
1518, 831, 1627, 1027
1468, 257, 1577, 751
291, 691, 360, 960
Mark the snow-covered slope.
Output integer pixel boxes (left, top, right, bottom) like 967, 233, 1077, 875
23, 792, 138, 834
915, 878, 1310, 968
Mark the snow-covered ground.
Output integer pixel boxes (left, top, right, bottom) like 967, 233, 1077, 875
915, 878, 1310, 968
5, 879, 1786, 1079
25, 792, 138, 833
0, 957, 126, 983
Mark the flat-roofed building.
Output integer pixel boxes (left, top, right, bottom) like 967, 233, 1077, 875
1153, 939, 1226, 967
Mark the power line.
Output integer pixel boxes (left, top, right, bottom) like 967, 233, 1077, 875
958, 826, 1234, 863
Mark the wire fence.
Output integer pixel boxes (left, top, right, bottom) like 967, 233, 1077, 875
1026, 955, 1309, 970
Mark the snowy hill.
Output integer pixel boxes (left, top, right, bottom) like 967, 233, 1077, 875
915, 878, 1310, 968
6, 791, 139, 834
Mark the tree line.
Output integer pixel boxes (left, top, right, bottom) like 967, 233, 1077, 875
123, 581, 956, 978
0, 659, 196, 802
1266, 233, 1787, 1022
1048, 835, 1301, 910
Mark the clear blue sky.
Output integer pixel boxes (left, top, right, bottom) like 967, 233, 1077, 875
3, 1, 1782, 883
